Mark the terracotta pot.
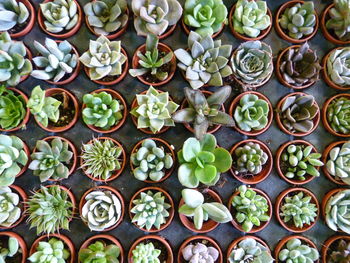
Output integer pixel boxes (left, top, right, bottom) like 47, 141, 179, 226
321, 188, 344, 221
16, 137, 30, 179
275, 187, 319, 233
128, 235, 173, 263
38, 0, 82, 39
0, 232, 27, 263
80, 137, 126, 182
79, 234, 124, 263
82, 89, 128, 133
230, 139, 273, 184
181, 16, 224, 39
275, 140, 320, 185
228, 187, 272, 233
179, 189, 222, 233
227, 236, 270, 261
276, 92, 320, 137
321, 235, 350, 262
83, 47, 129, 86
229, 91, 273, 136
7, 0, 35, 38
30, 234, 75, 263
44, 185, 76, 220
275, 0, 318, 43
79, 186, 125, 232
177, 235, 223, 263
20, 45, 32, 83
129, 186, 174, 233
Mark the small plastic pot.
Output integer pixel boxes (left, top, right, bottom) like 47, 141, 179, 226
80, 137, 126, 182
129, 186, 174, 233
79, 186, 125, 232
16, 137, 30, 179
321, 235, 350, 262
321, 188, 345, 222
82, 89, 127, 133
229, 91, 273, 136
227, 236, 270, 261
38, 0, 82, 39
276, 92, 320, 137
275, 0, 318, 43
275, 187, 319, 233
0, 232, 27, 263
128, 235, 173, 263
181, 17, 224, 39
177, 235, 223, 263
8, 0, 35, 38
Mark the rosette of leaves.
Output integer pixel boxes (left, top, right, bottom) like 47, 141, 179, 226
327, 96, 350, 134
329, 239, 350, 263
326, 141, 350, 184
179, 189, 232, 230
130, 86, 179, 133
132, 0, 182, 37
326, 0, 350, 41
178, 133, 232, 188
182, 242, 219, 263
184, 0, 227, 37
0, 134, 28, 187
132, 242, 160, 263
231, 41, 273, 86
28, 238, 70, 263
175, 31, 233, 89
130, 190, 171, 231
326, 47, 350, 87
0, 0, 30, 31
233, 0, 271, 38
0, 236, 20, 262
231, 185, 270, 232
0, 186, 20, 228
79, 240, 121, 263
0, 32, 32, 87
82, 91, 124, 130
278, 238, 319, 262
27, 185, 73, 235
325, 189, 350, 233
233, 93, 269, 132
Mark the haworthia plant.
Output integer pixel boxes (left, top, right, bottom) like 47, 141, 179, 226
182, 242, 219, 263
326, 141, 350, 185
327, 47, 350, 87
325, 189, 350, 234
0, 0, 30, 31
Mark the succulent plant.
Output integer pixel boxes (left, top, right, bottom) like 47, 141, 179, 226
0, 236, 20, 262
172, 86, 235, 140
329, 239, 350, 263
132, 242, 161, 263
130, 190, 171, 231
279, 1, 316, 40
184, 0, 227, 37
130, 86, 179, 133
175, 31, 233, 89
182, 242, 219, 263
326, 0, 350, 41
326, 47, 350, 87
231, 185, 270, 232
233, 93, 270, 132
31, 38, 78, 83
278, 238, 319, 262
0, 32, 32, 87
27, 185, 73, 235
81, 138, 123, 181
327, 96, 350, 135
325, 189, 350, 233
28, 238, 70, 263
178, 133, 232, 188
0, 135, 28, 187
79, 240, 121, 263
0, 186, 21, 228
233, 0, 271, 38
279, 94, 318, 134
327, 142, 350, 185
231, 41, 273, 87
131, 139, 174, 182
0, 0, 30, 31
179, 189, 232, 230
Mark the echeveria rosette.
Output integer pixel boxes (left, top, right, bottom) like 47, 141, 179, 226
28, 238, 70, 263
326, 141, 350, 185
278, 238, 319, 263
325, 189, 350, 234
326, 47, 350, 87
327, 96, 350, 135
0, 0, 30, 31
326, 0, 350, 42
0, 186, 21, 228
79, 241, 121, 263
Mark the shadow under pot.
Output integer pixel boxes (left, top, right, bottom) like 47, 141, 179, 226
321, 235, 350, 262
7, 0, 35, 38
181, 17, 224, 39
0, 231, 27, 263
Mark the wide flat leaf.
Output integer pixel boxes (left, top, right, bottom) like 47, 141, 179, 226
212, 148, 232, 172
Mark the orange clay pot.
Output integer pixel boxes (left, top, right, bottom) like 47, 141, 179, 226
0, 232, 27, 263
7, 0, 35, 39
322, 235, 350, 262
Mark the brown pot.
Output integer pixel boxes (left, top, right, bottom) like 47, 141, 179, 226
81, 137, 126, 182
321, 235, 350, 262
275, 0, 318, 43
79, 186, 125, 232
128, 235, 173, 263
0, 232, 27, 263
129, 186, 174, 233
38, 0, 82, 39
16, 137, 30, 179
321, 188, 344, 221
179, 189, 222, 233
177, 235, 223, 263
20, 45, 32, 83
7, 0, 35, 38
227, 236, 270, 261
275, 140, 320, 185
181, 16, 224, 39
229, 91, 273, 136
82, 89, 128, 133
230, 139, 273, 184
276, 92, 320, 137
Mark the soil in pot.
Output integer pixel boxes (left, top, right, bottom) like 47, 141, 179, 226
0, 235, 23, 262
49, 92, 75, 128
141, 52, 171, 84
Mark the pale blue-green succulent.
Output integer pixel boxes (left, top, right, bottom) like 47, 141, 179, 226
278, 238, 319, 262
326, 141, 350, 185
0, 0, 30, 31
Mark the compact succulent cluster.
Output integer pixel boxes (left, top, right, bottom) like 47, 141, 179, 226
0, 186, 21, 228
182, 242, 219, 263
278, 238, 319, 262
0, 0, 30, 31
28, 238, 70, 263
329, 239, 350, 263
132, 242, 160, 263
0, 236, 20, 262
327, 96, 350, 135
326, 141, 350, 184
79, 240, 121, 263
326, 47, 350, 87
326, 0, 350, 41
325, 189, 350, 234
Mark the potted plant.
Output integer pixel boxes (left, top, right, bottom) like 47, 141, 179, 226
228, 185, 272, 233
230, 139, 272, 184
322, 235, 350, 262
275, 1, 318, 43
178, 188, 232, 233
130, 138, 175, 183
80, 35, 128, 86
82, 89, 127, 133
276, 140, 323, 184
80, 137, 126, 182
178, 133, 232, 188
0, 232, 27, 263
129, 34, 176, 86
80, 186, 124, 232
38, 0, 82, 38
27, 86, 79, 133
229, 0, 272, 41
131, 0, 182, 39
129, 186, 174, 232
174, 31, 233, 90
130, 86, 179, 134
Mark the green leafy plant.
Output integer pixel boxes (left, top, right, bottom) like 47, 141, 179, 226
327, 96, 350, 135
325, 189, 350, 234
326, 141, 350, 184
79, 240, 121, 263
182, 242, 219, 263
28, 237, 70, 263
178, 133, 232, 188
329, 239, 350, 262
278, 238, 319, 262
326, 0, 350, 41
327, 47, 350, 87
0, 236, 20, 262
175, 31, 233, 89
0, 186, 21, 228
132, 242, 160, 263
0, 0, 30, 31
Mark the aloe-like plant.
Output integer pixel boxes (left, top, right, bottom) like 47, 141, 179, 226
178, 133, 232, 188
175, 31, 233, 89
182, 242, 219, 263
0, 0, 30, 31
327, 96, 350, 135
325, 189, 350, 233
326, 0, 350, 41
326, 141, 350, 184
329, 239, 350, 262
132, 242, 160, 263
79, 240, 121, 263
278, 238, 319, 262
0, 236, 20, 262
172, 86, 235, 140
327, 47, 350, 87
0, 186, 21, 228
28, 238, 70, 263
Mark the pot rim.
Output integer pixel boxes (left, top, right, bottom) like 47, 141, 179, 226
0, 231, 27, 263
